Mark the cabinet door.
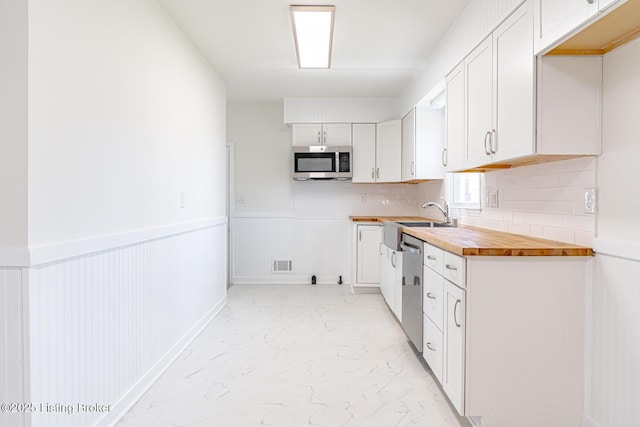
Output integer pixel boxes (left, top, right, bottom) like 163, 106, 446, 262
414, 107, 445, 180
492, 0, 534, 162
465, 36, 493, 168
356, 225, 381, 285
323, 123, 352, 146
380, 247, 396, 314
392, 251, 403, 319
352, 123, 377, 183
401, 108, 416, 181
376, 120, 402, 183
533, 0, 598, 54
443, 280, 466, 415
292, 123, 323, 146
445, 62, 466, 171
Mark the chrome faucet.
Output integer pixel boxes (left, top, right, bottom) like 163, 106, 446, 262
422, 197, 451, 224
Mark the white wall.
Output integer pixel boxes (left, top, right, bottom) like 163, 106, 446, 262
582, 37, 640, 427
399, 0, 522, 114
0, 0, 28, 249
27, 0, 227, 246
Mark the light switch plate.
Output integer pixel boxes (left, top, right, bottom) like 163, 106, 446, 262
584, 188, 596, 214
489, 190, 499, 208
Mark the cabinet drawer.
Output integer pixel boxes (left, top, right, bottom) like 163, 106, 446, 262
423, 266, 444, 331
443, 251, 466, 288
423, 314, 443, 383
423, 242, 444, 275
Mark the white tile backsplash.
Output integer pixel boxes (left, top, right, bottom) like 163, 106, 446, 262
455, 157, 597, 246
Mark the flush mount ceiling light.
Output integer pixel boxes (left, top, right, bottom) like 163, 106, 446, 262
290, 5, 335, 69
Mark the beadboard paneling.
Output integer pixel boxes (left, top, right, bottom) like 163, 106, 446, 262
26, 224, 227, 427
233, 217, 352, 284
585, 240, 640, 427
1, 268, 27, 427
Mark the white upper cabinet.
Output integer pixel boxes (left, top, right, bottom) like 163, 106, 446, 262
401, 107, 445, 182
376, 120, 402, 183
533, 0, 598, 54
352, 123, 377, 183
465, 36, 494, 168
352, 122, 401, 183
533, 0, 627, 54
444, 62, 466, 172
445, 0, 601, 171
492, 1, 535, 163
292, 123, 352, 146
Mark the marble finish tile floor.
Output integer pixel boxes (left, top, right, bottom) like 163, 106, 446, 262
117, 284, 470, 427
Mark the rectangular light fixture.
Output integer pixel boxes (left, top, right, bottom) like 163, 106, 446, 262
290, 5, 335, 69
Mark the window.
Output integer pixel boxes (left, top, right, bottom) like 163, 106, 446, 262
448, 172, 481, 210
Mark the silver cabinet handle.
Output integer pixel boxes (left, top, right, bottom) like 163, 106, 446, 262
587, 0, 594, 3
427, 255, 437, 261
454, 299, 461, 327
379, 242, 384, 256
483, 131, 491, 155
490, 129, 497, 154
371, 168, 375, 179
426, 343, 436, 352
442, 148, 447, 167
323, 130, 326, 145
359, 230, 362, 242
445, 264, 458, 271
317, 131, 321, 144
411, 161, 415, 176
376, 168, 380, 179
426, 292, 436, 300
391, 252, 397, 268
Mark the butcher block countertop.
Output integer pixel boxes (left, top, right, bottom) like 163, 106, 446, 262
349, 216, 594, 257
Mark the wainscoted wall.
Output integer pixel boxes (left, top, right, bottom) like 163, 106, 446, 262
1, 222, 227, 427
585, 241, 640, 427
233, 182, 420, 285
1, 268, 26, 427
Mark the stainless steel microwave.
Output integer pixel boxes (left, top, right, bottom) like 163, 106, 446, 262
292, 146, 352, 180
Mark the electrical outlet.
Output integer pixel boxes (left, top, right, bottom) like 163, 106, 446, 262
584, 188, 596, 214
360, 193, 367, 204
488, 190, 499, 208
236, 194, 245, 204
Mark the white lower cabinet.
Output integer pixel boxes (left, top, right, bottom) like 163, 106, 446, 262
442, 280, 466, 415
423, 314, 443, 383
419, 241, 588, 426
353, 224, 381, 287
379, 244, 402, 319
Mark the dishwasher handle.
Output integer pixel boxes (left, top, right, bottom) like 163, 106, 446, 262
400, 242, 421, 255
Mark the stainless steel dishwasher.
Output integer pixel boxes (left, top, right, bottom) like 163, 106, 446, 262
400, 233, 423, 352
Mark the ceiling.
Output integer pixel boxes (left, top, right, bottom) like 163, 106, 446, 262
158, 0, 471, 102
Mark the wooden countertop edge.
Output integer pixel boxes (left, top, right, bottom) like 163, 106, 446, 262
351, 216, 594, 257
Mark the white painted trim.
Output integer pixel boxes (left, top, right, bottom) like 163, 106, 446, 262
25, 218, 226, 267
97, 295, 228, 427
234, 211, 295, 218
593, 237, 640, 262
0, 247, 30, 268
233, 276, 350, 286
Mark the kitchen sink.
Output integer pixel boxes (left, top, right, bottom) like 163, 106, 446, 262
396, 221, 456, 228
383, 220, 457, 251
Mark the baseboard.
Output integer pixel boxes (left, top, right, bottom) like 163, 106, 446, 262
93, 295, 228, 427
351, 284, 381, 294
233, 276, 350, 286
